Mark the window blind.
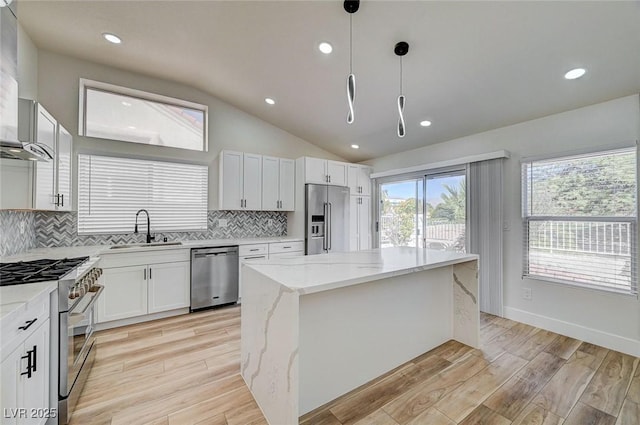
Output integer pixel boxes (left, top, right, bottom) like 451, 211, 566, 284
521, 147, 637, 295
78, 154, 208, 234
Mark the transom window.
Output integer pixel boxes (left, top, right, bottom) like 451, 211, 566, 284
79, 79, 207, 151
522, 147, 637, 295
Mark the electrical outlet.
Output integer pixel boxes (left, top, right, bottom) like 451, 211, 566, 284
268, 219, 274, 226
503, 220, 511, 231
523, 287, 532, 300
19, 221, 25, 235
218, 219, 228, 228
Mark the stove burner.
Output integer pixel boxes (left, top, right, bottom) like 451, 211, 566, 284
0, 257, 89, 286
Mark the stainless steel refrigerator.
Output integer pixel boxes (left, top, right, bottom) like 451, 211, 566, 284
305, 184, 350, 255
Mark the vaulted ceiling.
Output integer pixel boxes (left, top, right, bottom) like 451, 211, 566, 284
18, 1, 640, 161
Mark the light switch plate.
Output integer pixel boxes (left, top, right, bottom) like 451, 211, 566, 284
268, 219, 274, 226
218, 219, 228, 228
523, 287, 532, 300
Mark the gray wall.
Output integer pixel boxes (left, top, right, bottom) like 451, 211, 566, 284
365, 94, 640, 354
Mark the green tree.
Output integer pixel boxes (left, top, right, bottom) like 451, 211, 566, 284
431, 180, 466, 223
381, 190, 416, 246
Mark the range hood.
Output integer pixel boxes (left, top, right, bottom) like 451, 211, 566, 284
0, 139, 54, 161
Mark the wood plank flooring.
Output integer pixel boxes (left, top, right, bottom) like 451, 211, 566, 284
72, 307, 640, 425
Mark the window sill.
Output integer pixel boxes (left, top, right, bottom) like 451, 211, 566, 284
523, 274, 638, 298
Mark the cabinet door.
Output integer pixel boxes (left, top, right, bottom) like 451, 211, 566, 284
56, 124, 73, 211
358, 166, 372, 196
358, 196, 372, 250
33, 105, 56, 210
219, 151, 243, 210
347, 165, 359, 194
349, 196, 359, 251
1, 345, 21, 425
304, 157, 327, 184
239, 255, 268, 301
21, 319, 49, 425
261, 156, 280, 211
148, 262, 190, 313
327, 161, 347, 186
97, 266, 148, 323
279, 158, 295, 211
243, 153, 262, 210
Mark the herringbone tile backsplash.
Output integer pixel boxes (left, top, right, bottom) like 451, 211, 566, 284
1, 210, 287, 256
0, 211, 38, 257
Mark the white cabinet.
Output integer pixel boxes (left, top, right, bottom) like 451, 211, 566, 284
300, 157, 349, 186
219, 150, 262, 210
55, 124, 73, 211
1, 318, 50, 425
348, 164, 372, 196
18, 99, 74, 211
148, 261, 190, 313
97, 250, 191, 325
97, 265, 148, 322
349, 195, 372, 251
262, 156, 295, 211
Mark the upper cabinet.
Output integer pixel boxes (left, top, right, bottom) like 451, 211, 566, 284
347, 164, 372, 196
219, 150, 262, 211
18, 99, 73, 211
262, 156, 295, 211
300, 157, 349, 186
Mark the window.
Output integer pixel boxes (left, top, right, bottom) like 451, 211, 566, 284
522, 147, 637, 294
78, 154, 208, 234
378, 170, 466, 252
79, 79, 207, 151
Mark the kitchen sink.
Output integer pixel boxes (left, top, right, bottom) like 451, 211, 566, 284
110, 242, 183, 250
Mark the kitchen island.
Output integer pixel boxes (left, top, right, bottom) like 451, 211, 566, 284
240, 247, 479, 425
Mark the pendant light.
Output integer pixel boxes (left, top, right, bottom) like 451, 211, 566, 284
344, 0, 359, 124
394, 41, 409, 138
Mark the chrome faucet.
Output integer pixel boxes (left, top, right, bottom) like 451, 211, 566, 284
134, 209, 155, 244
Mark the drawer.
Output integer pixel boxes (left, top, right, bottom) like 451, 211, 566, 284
269, 251, 304, 258
100, 248, 190, 268
239, 244, 268, 257
240, 254, 268, 262
1, 289, 50, 360
269, 241, 304, 254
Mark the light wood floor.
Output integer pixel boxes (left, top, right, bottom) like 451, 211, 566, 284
72, 306, 640, 425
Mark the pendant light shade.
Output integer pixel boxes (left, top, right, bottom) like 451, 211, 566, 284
344, 0, 359, 124
394, 42, 409, 138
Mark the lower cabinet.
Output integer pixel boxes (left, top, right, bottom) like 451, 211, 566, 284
147, 262, 190, 314
1, 318, 50, 425
97, 250, 190, 325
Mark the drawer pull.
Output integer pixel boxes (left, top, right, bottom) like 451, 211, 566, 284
283, 246, 291, 249
249, 249, 260, 252
18, 318, 38, 331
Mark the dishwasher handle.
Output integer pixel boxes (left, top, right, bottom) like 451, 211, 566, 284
192, 246, 239, 259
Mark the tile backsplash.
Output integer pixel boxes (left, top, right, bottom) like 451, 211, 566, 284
0, 211, 38, 257
1, 210, 287, 256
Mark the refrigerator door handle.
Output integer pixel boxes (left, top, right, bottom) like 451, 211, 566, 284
328, 202, 332, 250
323, 203, 328, 251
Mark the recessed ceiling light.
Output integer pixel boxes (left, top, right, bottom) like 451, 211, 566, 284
28, 158, 38, 161
318, 42, 333, 54
564, 68, 586, 80
265, 98, 276, 105
351, 144, 359, 149
127, 126, 136, 129
419, 120, 432, 127
121, 101, 131, 107
9, 149, 21, 153
103, 33, 122, 44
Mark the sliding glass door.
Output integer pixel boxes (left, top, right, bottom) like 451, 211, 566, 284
425, 172, 466, 252
377, 169, 466, 252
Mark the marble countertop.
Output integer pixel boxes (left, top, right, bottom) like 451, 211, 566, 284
0, 236, 304, 262
0, 281, 57, 322
244, 246, 478, 295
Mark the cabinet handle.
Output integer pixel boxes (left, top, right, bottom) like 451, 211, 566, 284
20, 346, 36, 378
283, 246, 291, 249
61, 194, 64, 207
249, 249, 260, 252
18, 318, 37, 331
329, 175, 331, 183
144, 268, 147, 280
149, 267, 152, 280
32, 345, 37, 372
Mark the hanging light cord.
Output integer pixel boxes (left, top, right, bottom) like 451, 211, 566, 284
400, 56, 403, 94
350, 14, 353, 73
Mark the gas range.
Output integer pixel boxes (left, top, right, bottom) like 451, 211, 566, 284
0, 256, 91, 286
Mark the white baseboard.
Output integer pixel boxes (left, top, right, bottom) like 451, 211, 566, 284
504, 306, 640, 357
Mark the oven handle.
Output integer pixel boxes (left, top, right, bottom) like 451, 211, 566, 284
70, 285, 104, 316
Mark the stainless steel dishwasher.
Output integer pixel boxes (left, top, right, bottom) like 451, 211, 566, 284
191, 246, 239, 311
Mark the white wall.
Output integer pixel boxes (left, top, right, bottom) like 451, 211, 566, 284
366, 95, 640, 355
33, 50, 344, 210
